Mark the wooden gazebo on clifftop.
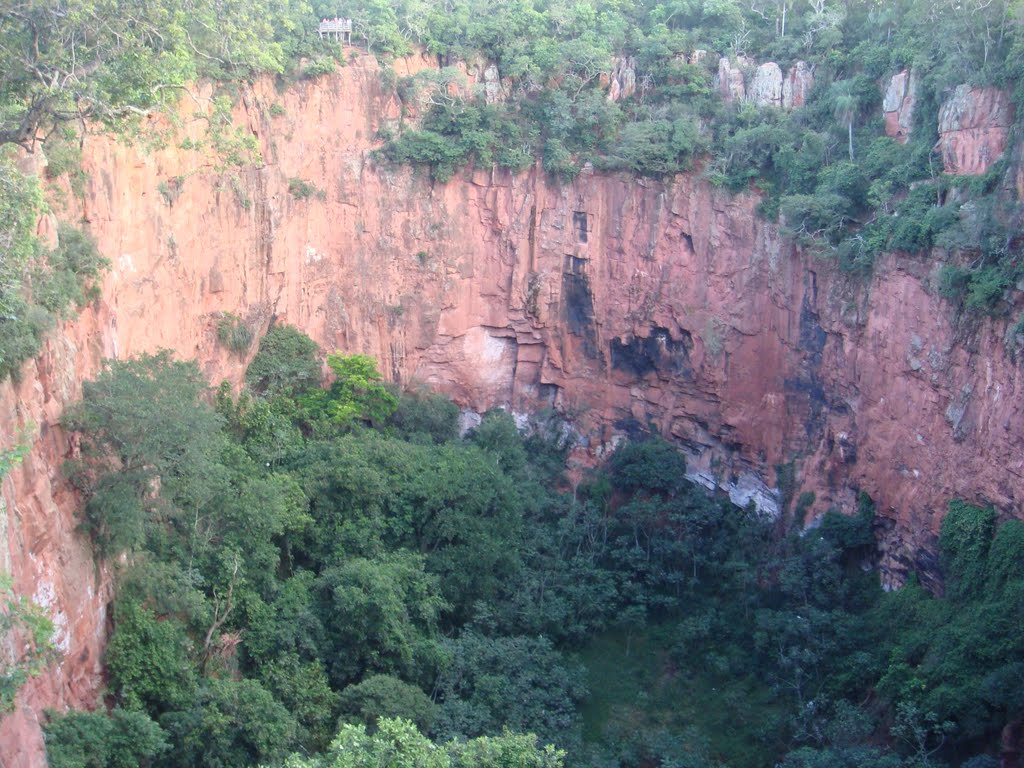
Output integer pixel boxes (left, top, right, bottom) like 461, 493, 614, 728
318, 17, 353, 44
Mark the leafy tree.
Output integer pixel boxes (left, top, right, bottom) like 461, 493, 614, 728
433, 632, 587, 750
105, 600, 196, 714
323, 353, 399, 426
386, 388, 460, 444
245, 325, 322, 398
316, 551, 446, 685
0, 0, 321, 150
280, 718, 565, 768
829, 80, 859, 162
608, 437, 688, 497
468, 410, 528, 474
65, 352, 227, 555
44, 707, 168, 768
260, 654, 340, 752
159, 678, 298, 768
243, 571, 327, 668
0, 152, 47, 379
337, 674, 438, 734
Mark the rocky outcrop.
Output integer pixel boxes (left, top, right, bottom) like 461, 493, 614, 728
716, 57, 812, 109
3, 52, 1024, 766
883, 70, 917, 143
606, 56, 637, 102
749, 62, 784, 108
715, 55, 750, 102
782, 61, 814, 110
937, 85, 1013, 175
462, 58, 508, 104
480, 64, 507, 104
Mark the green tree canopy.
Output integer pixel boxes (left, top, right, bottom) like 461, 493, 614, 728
280, 717, 565, 768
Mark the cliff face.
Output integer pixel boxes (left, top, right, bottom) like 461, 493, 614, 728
937, 85, 1014, 175
2, 53, 1023, 765
883, 69, 917, 143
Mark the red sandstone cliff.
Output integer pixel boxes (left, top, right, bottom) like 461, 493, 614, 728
1, 53, 1023, 766
937, 85, 1014, 175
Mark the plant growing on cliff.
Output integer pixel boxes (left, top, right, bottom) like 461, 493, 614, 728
64, 352, 227, 556
288, 177, 327, 201
215, 312, 253, 355
0, 154, 108, 380
0, 573, 56, 713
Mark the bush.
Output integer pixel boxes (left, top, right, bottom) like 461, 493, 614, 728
44, 708, 168, 768
288, 177, 326, 201
246, 325, 321, 397
215, 312, 253, 354
32, 225, 108, 316
338, 674, 437, 734
302, 55, 336, 78
965, 266, 1011, 313
387, 389, 460, 444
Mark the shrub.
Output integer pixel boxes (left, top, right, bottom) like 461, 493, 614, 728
32, 225, 108, 316
44, 708, 168, 768
338, 675, 437, 734
288, 177, 325, 201
216, 312, 253, 354
246, 325, 321, 397
302, 56, 336, 78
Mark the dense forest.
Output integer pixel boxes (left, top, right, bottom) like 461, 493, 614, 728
25, 325, 1024, 768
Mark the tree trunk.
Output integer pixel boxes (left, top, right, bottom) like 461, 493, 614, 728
848, 120, 854, 161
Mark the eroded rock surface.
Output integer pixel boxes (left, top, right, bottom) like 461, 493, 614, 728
606, 56, 637, 102
715, 55, 750, 102
749, 62, 784, 107
937, 84, 1013, 174
2, 53, 1024, 766
716, 57, 811, 109
782, 61, 814, 110
883, 70, 917, 142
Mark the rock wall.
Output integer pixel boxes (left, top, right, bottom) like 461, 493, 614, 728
605, 56, 637, 102
937, 84, 1013, 175
883, 69, 917, 143
716, 56, 813, 109
782, 61, 814, 110
2, 52, 1023, 766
